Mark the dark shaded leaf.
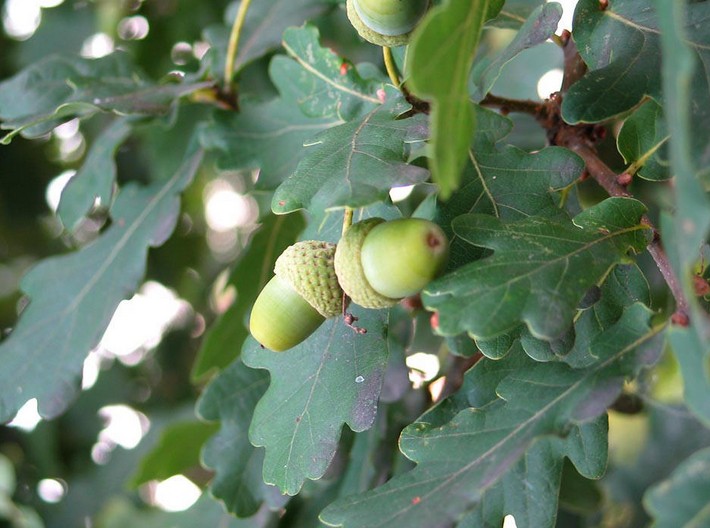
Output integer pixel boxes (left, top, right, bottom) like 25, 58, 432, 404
601, 403, 710, 527
199, 99, 340, 191
424, 198, 650, 341
320, 304, 662, 528
197, 359, 288, 517
210, 0, 333, 75
488, 0, 546, 29
458, 423, 606, 528
438, 107, 583, 269
563, 0, 710, 178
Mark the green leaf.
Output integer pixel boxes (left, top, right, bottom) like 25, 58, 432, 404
197, 359, 287, 517
406, 0, 503, 198
320, 304, 662, 528
471, 2, 562, 101
617, 100, 670, 181
338, 418, 385, 497
57, 118, 132, 231
437, 106, 583, 269
0, 148, 203, 421
242, 308, 389, 495
201, 24, 386, 191
273, 26, 383, 119
424, 197, 650, 341
566, 264, 651, 368
476, 263, 649, 362
130, 421, 218, 488
654, 0, 710, 426
563, 0, 710, 143
0, 52, 209, 142
424, 343, 607, 528
199, 99, 340, 191
192, 213, 305, 379
272, 90, 429, 214
645, 447, 710, 528
458, 422, 607, 528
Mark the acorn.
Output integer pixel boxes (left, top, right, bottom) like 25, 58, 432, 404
249, 241, 343, 352
346, 0, 430, 47
334, 218, 449, 309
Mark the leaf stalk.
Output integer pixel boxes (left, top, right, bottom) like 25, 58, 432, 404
224, 0, 253, 94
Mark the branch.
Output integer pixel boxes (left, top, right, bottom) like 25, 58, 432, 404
479, 93, 541, 116
568, 143, 690, 319
473, 40, 692, 323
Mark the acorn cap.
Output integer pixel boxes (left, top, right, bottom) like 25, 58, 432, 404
334, 218, 399, 309
274, 241, 343, 318
346, 0, 412, 47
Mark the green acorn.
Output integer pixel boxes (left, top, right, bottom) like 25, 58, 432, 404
346, 0, 429, 47
249, 241, 343, 352
334, 218, 449, 309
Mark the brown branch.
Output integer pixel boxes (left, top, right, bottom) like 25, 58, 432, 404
479, 93, 541, 116
560, 30, 587, 92
568, 143, 690, 319
547, 34, 691, 323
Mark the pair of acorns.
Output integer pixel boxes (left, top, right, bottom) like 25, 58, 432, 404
250, 218, 449, 351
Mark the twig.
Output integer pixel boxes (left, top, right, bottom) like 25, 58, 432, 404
479, 93, 541, 116
560, 31, 587, 92
382, 46, 401, 88
223, 0, 253, 95
473, 44, 692, 321
549, 34, 691, 322
567, 143, 689, 318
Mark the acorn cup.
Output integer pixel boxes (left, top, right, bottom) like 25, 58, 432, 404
334, 218, 449, 309
249, 241, 343, 352
346, 0, 430, 47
